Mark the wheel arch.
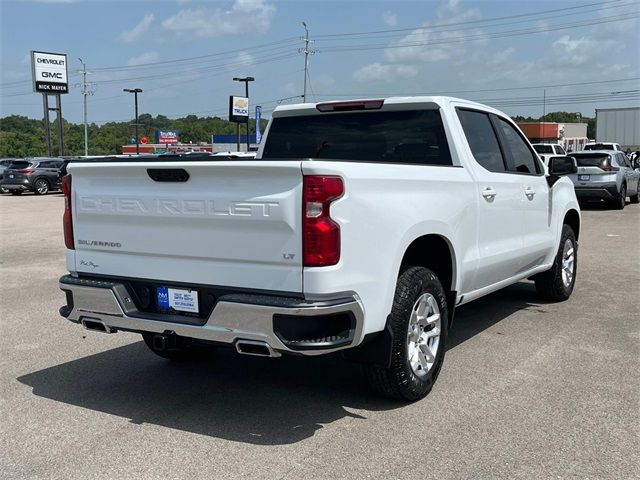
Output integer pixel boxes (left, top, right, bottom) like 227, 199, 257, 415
399, 233, 457, 292
563, 209, 580, 240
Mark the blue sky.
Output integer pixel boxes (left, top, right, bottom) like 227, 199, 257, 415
1, 0, 639, 124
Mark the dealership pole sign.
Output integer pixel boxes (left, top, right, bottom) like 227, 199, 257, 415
156, 130, 179, 144
31, 51, 69, 94
229, 96, 249, 124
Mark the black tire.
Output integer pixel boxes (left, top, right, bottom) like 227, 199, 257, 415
142, 333, 214, 361
613, 183, 626, 210
630, 192, 639, 204
363, 267, 448, 401
534, 225, 577, 301
33, 178, 50, 195
10, 191, 22, 196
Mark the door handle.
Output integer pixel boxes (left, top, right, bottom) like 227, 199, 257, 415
524, 187, 536, 198
482, 187, 497, 200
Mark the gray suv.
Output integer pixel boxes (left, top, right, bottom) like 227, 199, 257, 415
0, 158, 65, 195
568, 150, 640, 209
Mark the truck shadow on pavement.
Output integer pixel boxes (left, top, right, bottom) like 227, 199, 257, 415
18, 282, 545, 445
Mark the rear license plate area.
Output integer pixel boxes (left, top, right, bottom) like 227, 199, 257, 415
578, 174, 590, 181
157, 287, 199, 315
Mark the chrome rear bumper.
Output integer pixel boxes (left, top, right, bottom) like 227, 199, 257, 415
59, 275, 364, 356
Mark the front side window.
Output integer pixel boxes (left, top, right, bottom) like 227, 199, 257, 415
456, 109, 505, 172
555, 145, 566, 155
262, 109, 452, 166
496, 118, 540, 174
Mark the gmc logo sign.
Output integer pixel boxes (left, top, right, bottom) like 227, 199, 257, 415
42, 72, 63, 79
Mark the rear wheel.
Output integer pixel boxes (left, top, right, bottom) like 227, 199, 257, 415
613, 183, 626, 210
142, 333, 214, 361
534, 225, 577, 301
10, 191, 22, 196
630, 191, 639, 204
363, 266, 448, 401
34, 178, 49, 195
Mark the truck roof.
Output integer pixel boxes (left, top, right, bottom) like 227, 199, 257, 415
272, 96, 506, 117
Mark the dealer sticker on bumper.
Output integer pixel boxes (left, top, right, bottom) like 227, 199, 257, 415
157, 287, 199, 314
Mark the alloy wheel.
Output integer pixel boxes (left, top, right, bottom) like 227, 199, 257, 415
407, 292, 441, 377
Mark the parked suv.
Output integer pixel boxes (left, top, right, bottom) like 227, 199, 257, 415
0, 159, 16, 193
569, 151, 640, 208
1, 158, 65, 195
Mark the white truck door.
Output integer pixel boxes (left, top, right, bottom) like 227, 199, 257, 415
456, 108, 524, 289
493, 117, 554, 268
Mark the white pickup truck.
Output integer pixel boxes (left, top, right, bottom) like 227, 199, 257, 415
59, 97, 581, 400
531, 143, 567, 165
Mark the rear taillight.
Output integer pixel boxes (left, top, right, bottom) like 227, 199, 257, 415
17, 169, 36, 174
62, 174, 74, 249
600, 160, 619, 172
302, 175, 344, 267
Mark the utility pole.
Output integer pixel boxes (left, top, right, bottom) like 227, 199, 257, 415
123, 88, 143, 154
78, 58, 93, 156
299, 22, 316, 103
542, 88, 546, 120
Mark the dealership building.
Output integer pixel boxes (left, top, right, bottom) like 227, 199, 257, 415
517, 122, 589, 152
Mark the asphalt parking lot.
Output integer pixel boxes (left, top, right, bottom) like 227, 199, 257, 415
1, 193, 638, 480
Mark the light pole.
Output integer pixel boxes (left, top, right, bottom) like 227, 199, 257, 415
233, 76, 254, 151
123, 88, 143, 154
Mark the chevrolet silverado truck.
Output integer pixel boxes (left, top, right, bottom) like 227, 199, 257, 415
58, 97, 580, 401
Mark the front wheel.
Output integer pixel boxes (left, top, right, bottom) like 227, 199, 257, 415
363, 266, 448, 401
534, 225, 577, 301
630, 191, 639, 204
10, 191, 22, 196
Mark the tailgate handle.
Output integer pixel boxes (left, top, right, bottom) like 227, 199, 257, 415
147, 168, 190, 182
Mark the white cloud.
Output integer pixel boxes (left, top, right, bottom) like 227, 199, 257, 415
383, 1, 481, 64
234, 51, 255, 67
353, 63, 418, 82
127, 52, 159, 66
162, 0, 275, 38
121, 13, 154, 43
383, 11, 398, 27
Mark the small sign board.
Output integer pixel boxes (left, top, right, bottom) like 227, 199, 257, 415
229, 95, 249, 123
31, 51, 68, 94
155, 130, 179, 144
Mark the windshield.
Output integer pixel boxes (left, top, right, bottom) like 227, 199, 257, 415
583, 144, 613, 151
533, 145, 553, 154
262, 109, 452, 166
7, 161, 33, 170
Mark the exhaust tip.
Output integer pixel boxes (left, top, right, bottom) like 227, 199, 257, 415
235, 340, 279, 357
81, 318, 115, 334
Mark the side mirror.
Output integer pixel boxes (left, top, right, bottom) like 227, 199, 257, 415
547, 156, 577, 187
548, 156, 577, 176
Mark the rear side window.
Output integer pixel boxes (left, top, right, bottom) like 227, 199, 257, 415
555, 145, 566, 155
496, 118, 540, 174
457, 109, 505, 172
262, 109, 453, 166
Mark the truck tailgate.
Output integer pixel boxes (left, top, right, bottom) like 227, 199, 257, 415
68, 160, 303, 293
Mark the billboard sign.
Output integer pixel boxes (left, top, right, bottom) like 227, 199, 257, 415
156, 130, 179, 144
31, 51, 68, 94
229, 95, 249, 123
